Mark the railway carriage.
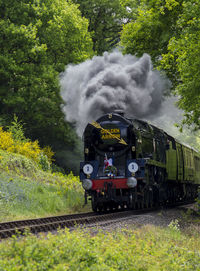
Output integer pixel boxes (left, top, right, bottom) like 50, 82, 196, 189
80, 112, 200, 212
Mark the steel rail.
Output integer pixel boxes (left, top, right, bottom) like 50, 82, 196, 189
0, 212, 97, 239
0, 210, 147, 239
0, 212, 95, 231
0, 201, 196, 239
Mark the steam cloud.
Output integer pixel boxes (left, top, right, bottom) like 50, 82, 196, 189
60, 51, 171, 136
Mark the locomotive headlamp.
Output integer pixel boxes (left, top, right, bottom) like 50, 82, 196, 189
83, 164, 93, 175
128, 162, 139, 173
82, 179, 93, 190
127, 177, 137, 188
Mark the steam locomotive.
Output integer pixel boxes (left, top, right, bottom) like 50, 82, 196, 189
80, 112, 200, 212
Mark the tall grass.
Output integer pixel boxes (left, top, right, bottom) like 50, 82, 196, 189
0, 172, 89, 222
0, 148, 90, 221
0, 119, 90, 221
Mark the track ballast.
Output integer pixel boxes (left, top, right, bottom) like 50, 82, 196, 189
0, 201, 196, 239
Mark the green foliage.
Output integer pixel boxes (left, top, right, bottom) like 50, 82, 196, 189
7, 115, 27, 142
0, 0, 93, 170
38, 153, 50, 171
0, 225, 199, 270
0, 172, 86, 221
198, 189, 200, 215
160, 0, 200, 128
168, 219, 180, 230
0, 125, 54, 166
120, 0, 200, 130
175, 129, 200, 152
0, 149, 40, 179
0, 149, 80, 191
0, 115, 7, 127
120, 0, 183, 62
73, 0, 128, 54
0, 149, 88, 221
51, 163, 65, 174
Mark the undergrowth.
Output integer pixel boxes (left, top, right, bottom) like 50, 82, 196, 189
0, 116, 89, 221
0, 117, 54, 171
0, 225, 199, 270
0, 171, 88, 222
0, 149, 89, 221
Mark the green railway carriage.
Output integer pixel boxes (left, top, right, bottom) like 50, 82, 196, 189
194, 151, 200, 183
80, 112, 200, 211
166, 138, 200, 184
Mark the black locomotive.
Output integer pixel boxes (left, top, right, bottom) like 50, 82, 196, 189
80, 112, 200, 212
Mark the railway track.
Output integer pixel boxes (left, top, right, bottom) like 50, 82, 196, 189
0, 209, 154, 239
0, 202, 196, 239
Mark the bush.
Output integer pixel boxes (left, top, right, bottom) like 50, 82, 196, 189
38, 154, 51, 171
0, 125, 54, 168
51, 163, 65, 174
7, 115, 26, 142
0, 127, 14, 152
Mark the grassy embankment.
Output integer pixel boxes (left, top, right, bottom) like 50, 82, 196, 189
0, 123, 90, 221
0, 149, 90, 222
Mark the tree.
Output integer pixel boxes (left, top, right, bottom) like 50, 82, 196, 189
0, 0, 93, 172
120, 0, 183, 63
161, 0, 200, 128
72, 0, 128, 54
120, 0, 200, 129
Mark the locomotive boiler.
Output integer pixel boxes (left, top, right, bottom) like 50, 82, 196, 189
80, 112, 200, 212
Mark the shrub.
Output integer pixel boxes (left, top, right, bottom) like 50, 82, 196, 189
51, 163, 65, 174
39, 154, 50, 171
0, 127, 15, 152
41, 146, 54, 164
0, 125, 54, 168
7, 115, 26, 142
14, 140, 41, 162
51, 171, 82, 194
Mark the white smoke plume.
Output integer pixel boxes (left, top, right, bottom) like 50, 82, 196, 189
147, 96, 183, 135
60, 51, 171, 136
